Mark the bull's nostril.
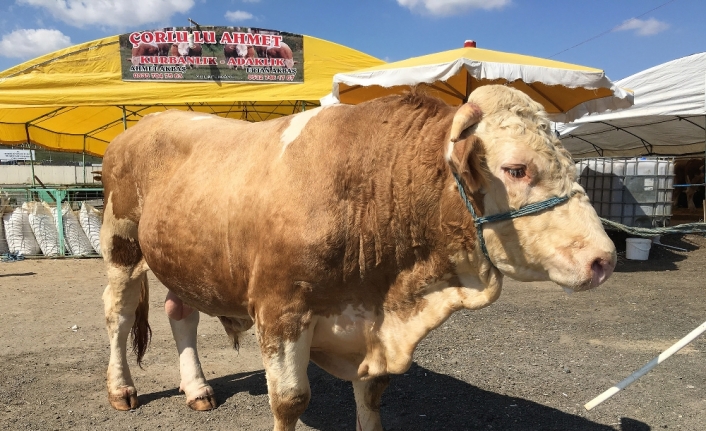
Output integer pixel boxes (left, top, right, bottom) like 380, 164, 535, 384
591, 257, 615, 287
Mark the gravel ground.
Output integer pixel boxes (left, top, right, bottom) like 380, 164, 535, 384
1, 232, 704, 430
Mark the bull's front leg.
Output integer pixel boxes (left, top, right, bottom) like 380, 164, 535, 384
165, 291, 216, 410
353, 376, 390, 431
257, 310, 314, 431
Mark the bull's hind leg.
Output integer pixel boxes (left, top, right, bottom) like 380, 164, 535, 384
165, 291, 216, 410
353, 376, 390, 431
101, 222, 149, 411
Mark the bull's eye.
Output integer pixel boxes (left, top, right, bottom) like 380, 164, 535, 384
503, 166, 526, 179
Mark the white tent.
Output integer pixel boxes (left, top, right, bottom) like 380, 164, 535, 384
556, 52, 706, 158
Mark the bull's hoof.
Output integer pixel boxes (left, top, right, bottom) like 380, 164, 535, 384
187, 394, 217, 411
108, 386, 139, 411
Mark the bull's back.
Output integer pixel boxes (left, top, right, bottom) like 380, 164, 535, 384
103, 111, 279, 216
103, 109, 352, 314
102, 101, 451, 316
101, 112, 270, 309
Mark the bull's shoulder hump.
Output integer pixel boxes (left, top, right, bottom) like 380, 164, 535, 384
138, 110, 252, 138
140, 109, 251, 125
280, 107, 325, 147
279, 105, 349, 150
146, 110, 238, 123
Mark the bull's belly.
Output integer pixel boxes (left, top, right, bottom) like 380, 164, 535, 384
309, 306, 388, 382
138, 196, 252, 318
140, 246, 250, 318
150, 270, 248, 317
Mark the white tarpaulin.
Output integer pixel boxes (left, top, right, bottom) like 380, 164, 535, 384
556, 52, 706, 157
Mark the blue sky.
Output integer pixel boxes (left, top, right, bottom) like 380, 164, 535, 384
0, 0, 703, 81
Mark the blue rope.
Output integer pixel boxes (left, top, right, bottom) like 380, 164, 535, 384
452, 173, 491, 259
452, 173, 573, 263
476, 195, 571, 224
1, 251, 25, 262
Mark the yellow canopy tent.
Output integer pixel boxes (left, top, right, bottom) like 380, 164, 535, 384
0, 34, 384, 157
327, 43, 633, 123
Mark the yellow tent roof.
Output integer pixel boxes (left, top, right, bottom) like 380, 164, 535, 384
329, 46, 633, 123
0, 34, 384, 157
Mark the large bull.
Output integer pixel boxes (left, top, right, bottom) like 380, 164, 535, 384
100, 85, 616, 431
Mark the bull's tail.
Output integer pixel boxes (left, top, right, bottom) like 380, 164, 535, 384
131, 272, 152, 367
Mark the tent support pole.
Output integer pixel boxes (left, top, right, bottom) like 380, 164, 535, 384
122, 106, 127, 130
466, 72, 472, 102
24, 123, 36, 187
83, 136, 87, 184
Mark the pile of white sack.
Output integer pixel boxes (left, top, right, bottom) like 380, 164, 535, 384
1, 199, 103, 257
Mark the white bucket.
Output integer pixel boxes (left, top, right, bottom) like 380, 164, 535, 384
626, 238, 651, 260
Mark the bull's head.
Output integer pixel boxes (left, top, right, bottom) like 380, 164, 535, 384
446, 85, 616, 292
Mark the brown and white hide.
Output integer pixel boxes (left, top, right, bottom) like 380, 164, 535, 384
100, 85, 615, 430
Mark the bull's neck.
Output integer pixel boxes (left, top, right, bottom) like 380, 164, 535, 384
339, 110, 502, 294
377, 155, 505, 317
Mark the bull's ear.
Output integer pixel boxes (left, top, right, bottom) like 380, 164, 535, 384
446, 102, 486, 192
449, 102, 483, 144
448, 135, 487, 192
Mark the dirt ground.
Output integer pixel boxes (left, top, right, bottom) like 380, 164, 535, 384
1, 232, 705, 431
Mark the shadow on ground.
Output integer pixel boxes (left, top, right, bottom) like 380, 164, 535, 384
0, 272, 36, 277
304, 363, 648, 430
142, 362, 648, 431
138, 370, 268, 407
301, 364, 650, 431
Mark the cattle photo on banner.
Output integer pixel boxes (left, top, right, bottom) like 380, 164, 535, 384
120, 26, 303, 83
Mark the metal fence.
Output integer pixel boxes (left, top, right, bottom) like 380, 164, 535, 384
576, 157, 675, 228
1, 186, 104, 258
0, 143, 102, 186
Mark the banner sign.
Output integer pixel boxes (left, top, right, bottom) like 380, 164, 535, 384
119, 26, 303, 83
0, 149, 35, 161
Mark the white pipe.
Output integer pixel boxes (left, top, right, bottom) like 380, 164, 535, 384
585, 320, 706, 411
